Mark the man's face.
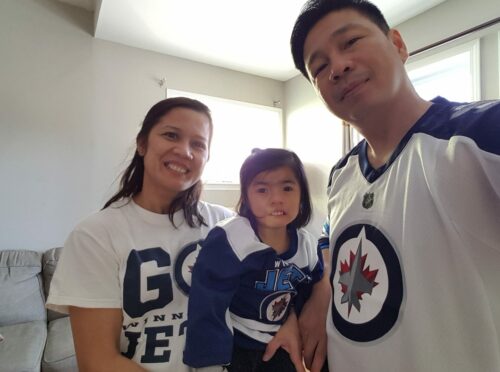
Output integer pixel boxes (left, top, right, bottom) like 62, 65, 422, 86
303, 9, 409, 123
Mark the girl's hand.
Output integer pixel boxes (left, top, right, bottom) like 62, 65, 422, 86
262, 310, 306, 372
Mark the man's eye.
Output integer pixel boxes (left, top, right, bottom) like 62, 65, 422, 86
346, 37, 361, 48
313, 64, 327, 78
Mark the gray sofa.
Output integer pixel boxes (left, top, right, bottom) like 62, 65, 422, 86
0, 248, 77, 372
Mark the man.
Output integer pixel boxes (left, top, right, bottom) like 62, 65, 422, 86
290, 0, 500, 371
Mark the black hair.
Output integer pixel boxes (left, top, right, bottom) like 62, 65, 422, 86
236, 148, 312, 230
291, 0, 390, 79
103, 97, 213, 228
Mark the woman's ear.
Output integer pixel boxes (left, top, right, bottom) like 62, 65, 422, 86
389, 29, 409, 63
136, 137, 146, 156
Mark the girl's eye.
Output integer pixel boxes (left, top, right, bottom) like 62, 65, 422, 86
256, 187, 268, 194
283, 185, 294, 192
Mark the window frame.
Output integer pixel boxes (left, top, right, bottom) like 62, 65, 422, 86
167, 89, 284, 189
406, 38, 481, 101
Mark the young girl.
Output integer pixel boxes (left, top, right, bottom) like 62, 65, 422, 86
46, 97, 234, 371
184, 148, 324, 372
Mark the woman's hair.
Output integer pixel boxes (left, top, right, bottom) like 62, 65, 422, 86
290, 0, 390, 79
103, 97, 213, 228
236, 148, 312, 229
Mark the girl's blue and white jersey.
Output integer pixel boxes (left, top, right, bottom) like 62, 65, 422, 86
325, 97, 500, 372
184, 216, 323, 368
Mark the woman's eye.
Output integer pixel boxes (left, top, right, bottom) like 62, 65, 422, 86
163, 131, 178, 140
192, 141, 207, 150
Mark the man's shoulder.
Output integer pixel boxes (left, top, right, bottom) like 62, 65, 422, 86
418, 97, 500, 155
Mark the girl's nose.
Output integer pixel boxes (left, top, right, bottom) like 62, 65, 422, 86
270, 189, 284, 203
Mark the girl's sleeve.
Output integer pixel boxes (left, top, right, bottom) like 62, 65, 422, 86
183, 226, 243, 368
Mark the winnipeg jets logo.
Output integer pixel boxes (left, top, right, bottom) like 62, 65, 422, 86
261, 292, 292, 322
174, 240, 203, 295
338, 240, 379, 316
271, 296, 289, 320
331, 224, 403, 342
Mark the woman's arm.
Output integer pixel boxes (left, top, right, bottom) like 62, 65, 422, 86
69, 306, 147, 372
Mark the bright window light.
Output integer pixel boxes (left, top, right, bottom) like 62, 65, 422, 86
407, 40, 480, 102
168, 89, 283, 186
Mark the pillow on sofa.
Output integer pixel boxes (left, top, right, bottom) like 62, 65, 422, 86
0, 250, 46, 326
42, 247, 67, 322
0, 320, 47, 372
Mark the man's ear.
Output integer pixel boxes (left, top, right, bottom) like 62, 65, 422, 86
389, 29, 409, 63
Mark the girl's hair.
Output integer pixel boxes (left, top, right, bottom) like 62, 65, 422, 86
236, 148, 312, 229
103, 97, 213, 228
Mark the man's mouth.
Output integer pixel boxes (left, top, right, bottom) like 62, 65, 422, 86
340, 78, 369, 101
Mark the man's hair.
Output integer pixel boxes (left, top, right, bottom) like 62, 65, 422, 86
291, 0, 390, 79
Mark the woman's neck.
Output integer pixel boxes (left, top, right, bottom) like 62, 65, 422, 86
133, 190, 174, 214
258, 226, 290, 255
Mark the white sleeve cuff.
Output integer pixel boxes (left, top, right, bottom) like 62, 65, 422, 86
194, 366, 225, 372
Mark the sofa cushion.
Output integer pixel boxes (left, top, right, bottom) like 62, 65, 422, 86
0, 320, 47, 372
42, 316, 78, 372
0, 250, 46, 325
42, 247, 67, 322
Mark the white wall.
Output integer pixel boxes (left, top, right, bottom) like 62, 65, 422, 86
284, 74, 343, 238
0, 0, 283, 251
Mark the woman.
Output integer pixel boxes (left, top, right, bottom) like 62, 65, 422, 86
46, 97, 234, 371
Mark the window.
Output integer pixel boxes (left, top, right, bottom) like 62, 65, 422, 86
168, 89, 283, 186
406, 40, 480, 102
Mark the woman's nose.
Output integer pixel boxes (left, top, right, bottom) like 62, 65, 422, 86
173, 141, 193, 160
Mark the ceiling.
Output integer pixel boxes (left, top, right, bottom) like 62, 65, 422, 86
59, 0, 445, 81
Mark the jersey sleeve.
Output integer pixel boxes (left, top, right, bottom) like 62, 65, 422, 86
318, 219, 330, 251
46, 218, 122, 313
435, 102, 500, 253
184, 226, 243, 368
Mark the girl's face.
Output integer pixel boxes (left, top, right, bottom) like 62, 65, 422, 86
247, 165, 301, 232
138, 107, 211, 205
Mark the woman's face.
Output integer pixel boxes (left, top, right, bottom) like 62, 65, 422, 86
138, 107, 211, 203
